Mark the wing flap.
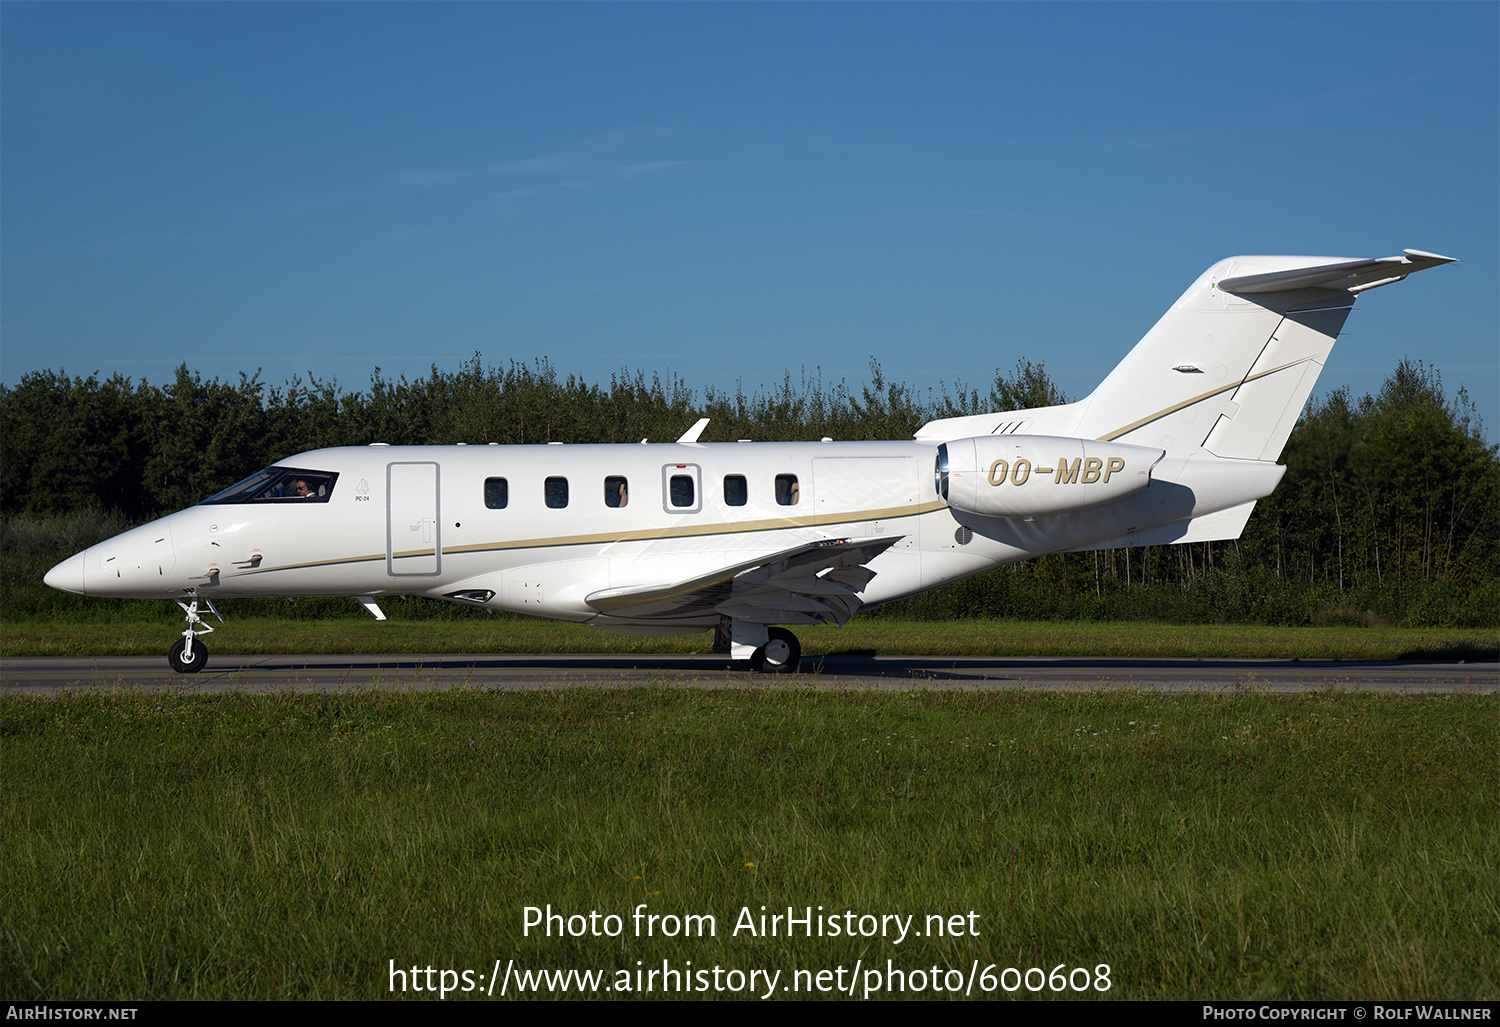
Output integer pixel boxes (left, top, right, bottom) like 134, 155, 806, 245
585, 536, 901, 625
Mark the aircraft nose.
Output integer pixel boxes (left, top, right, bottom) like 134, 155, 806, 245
44, 552, 87, 594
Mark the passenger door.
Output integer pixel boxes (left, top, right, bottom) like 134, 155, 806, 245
387, 462, 440, 575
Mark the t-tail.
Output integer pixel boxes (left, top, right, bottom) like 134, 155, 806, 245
917, 249, 1456, 547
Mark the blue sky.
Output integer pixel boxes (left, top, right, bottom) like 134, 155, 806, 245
3, 3, 1495, 438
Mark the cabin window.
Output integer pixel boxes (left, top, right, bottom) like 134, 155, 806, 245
723, 475, 747, 507
484, 477, 508, 509
775, 473, 800, 506
545, 477, 569, 509
604, 476, 629, 508
201, 467, 338, 505
668, 474, 695, 508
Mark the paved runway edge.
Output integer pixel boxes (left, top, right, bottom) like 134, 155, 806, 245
2, 653, 1495, 694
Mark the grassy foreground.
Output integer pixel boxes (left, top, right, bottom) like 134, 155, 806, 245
3, 688, 1495, 1000
3, 614, 1496, 661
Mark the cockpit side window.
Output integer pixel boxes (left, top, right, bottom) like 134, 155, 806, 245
202, 467, 339, 505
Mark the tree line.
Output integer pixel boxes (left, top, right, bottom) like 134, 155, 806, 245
1, 355, 1494, 626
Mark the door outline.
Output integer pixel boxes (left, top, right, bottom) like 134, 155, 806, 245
387, 462, 441, 576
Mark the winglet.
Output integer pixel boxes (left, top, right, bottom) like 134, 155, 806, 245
676, 417, 710, 443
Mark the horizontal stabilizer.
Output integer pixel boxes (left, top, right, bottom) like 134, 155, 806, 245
1218, 250, 1455, 295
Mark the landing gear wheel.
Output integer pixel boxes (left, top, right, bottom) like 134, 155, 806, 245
168, 637, 208, 674
168, 598, 219, 674
750, 627, 801, 674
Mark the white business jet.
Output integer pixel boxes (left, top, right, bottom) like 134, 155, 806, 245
45, 249, 1454, 673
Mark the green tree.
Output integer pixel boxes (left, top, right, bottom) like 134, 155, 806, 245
990, 357, 1070, 411
0, 371, 143, 516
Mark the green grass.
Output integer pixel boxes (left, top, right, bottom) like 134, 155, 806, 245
3, 614, 1496, 661
3, 689, 1496, 1000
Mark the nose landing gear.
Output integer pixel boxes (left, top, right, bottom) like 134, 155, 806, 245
168, 636, 207, 673
168, 598, 221, 674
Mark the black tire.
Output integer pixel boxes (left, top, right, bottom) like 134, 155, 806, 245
750, 627, 801, 674
168, 637, 208, 674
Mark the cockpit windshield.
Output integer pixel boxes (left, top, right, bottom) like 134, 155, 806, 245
201, 467, 339, 505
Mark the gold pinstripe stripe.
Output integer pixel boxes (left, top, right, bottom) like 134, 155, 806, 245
1095, 358, 1308, 442
230, 501, 946, 577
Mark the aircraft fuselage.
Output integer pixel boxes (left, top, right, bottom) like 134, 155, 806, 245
45, 437, 1205, 631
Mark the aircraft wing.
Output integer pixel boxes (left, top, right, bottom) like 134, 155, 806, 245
585, 537, 902, 626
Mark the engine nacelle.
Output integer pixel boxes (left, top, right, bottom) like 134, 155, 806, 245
936, 435, 1164, 518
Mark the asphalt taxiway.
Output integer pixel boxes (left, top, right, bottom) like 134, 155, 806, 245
1, 653, 1494, 695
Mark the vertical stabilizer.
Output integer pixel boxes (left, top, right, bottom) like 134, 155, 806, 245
1069, 250, 1454, 462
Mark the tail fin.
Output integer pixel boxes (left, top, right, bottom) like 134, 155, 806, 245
916, 249, 1455, 453
913, 248, 1455, 548
1070, 249, 1455, 460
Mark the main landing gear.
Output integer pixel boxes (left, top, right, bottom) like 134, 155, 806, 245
751, 626, 802, 674
716, 618, 802, 674
168, 598, 221, 674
